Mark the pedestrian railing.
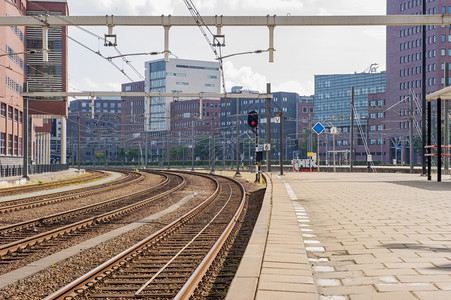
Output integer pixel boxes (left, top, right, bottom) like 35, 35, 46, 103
0, 164, 69, 178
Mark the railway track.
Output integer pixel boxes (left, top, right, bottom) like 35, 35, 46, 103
0, 170, 143, 214
0, 169, 106, 197
44, 172, 246, 300
0, 171, 185, 269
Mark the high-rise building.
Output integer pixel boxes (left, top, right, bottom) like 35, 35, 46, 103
145, 58, 221, 132
0, 0, 27, 166
67, 98, 122, 163
313, 70, 387, 163
220, 87, 311, 163
26, 0, 68, 164
386, 0, 450, 164
121, 81, 146, 135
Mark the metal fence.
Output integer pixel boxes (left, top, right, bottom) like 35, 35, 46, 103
0, 164, 69, 178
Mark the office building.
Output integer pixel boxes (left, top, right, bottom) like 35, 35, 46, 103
314, 70, 387, 163
26, 0, 68, 164
220, 87, 312, 163
0, 0, 26, 166
67, 98, 122, 163
386, 0, 450, 164
145, 58, 220, 132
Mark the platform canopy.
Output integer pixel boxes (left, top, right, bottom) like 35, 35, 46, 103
426, 86, 451, 101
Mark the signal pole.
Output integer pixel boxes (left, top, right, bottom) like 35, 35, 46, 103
248, 110, 261, 182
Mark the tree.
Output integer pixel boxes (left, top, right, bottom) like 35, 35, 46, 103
170, 144, 191, 160
194, 137, 210, 160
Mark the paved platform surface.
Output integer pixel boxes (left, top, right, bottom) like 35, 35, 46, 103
0, 169, 121, 202
227, 171, 451, 300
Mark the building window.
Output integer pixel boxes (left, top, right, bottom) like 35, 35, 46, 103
14, 109, 18, 122
0, 133, 5, 155
0, 103, 6, 118
8, 134, 12, 155
14, 136, 18, 155
8, 107, 12, 120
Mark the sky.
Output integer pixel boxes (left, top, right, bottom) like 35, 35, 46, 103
66, 0, 387, 96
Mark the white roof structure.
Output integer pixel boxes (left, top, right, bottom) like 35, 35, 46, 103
426, 86, 451, 101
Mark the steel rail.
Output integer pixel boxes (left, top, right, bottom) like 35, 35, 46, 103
0, 172, 183, 257
174, 173, 246, 299
44, 171, 223, 300
0, 170, 143, 213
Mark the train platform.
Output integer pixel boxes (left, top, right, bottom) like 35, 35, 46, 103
227, 171, 451, 300
0, 169, 122, 202
0, 168, 86, 188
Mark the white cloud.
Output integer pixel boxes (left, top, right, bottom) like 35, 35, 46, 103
66, 0, 387, 95
223, 61, 267, 92
70, 0, 177, 15
72, 77, 120, 92
273, 80, 310, 95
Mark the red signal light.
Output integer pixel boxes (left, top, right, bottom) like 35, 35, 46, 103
248, 111, 258, 128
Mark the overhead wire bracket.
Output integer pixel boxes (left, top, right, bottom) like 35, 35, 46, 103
104, 15, 117, 46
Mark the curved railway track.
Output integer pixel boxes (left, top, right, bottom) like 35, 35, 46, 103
0, 170, 144, 214
0, 169, 106, 197
44, 171, 246, 300
0, 171, 185, 268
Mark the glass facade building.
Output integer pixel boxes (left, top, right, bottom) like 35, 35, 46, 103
145, 58, 220, 132
314, 72, 386, 128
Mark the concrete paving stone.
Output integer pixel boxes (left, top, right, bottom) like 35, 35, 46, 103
234, 257, 263, 277
261, 268, 314, 277
416, 252, 451, 258
364, 268, 420, 276
416, 268, 451, 275
314, 271, 365, 279
347, 249, 394, 255
342, 276, 398, 286
258, 280, 316, 293
226, 278, 258, 300
384, 262, 436, 269
343, 263, 386, 271
349, 291, 418, 300
264, 255, 309, 264
425, 235, 451, 241
256, 290, 318, 300
316, 278, 341, 287
260, 274, 314, 284
264, 246, 305, 253
318, 285, 376, 295
372, 252, 421, 259
435, 282, 451, 290
400, 258, 451, 264
396, 274, 451, 283
413, 291, 451, 300
262, 261, 313, 272
375, 283, 438, 292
